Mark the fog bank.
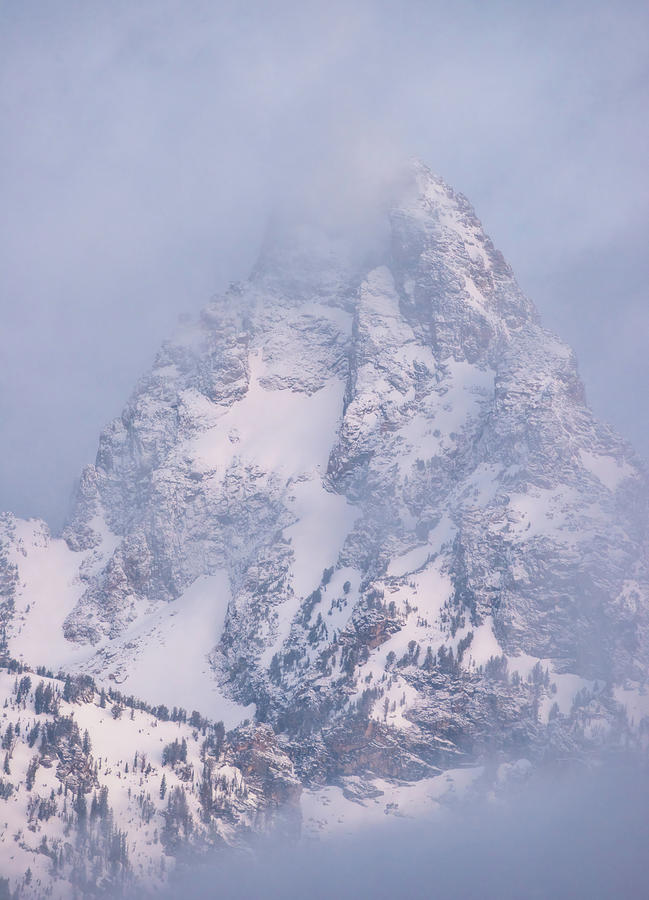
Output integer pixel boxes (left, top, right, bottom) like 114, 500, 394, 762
151, 764, 649, 900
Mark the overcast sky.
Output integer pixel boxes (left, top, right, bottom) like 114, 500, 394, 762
1, 0, 648, 528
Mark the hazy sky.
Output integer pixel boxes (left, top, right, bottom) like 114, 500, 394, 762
1, 0, 648, 528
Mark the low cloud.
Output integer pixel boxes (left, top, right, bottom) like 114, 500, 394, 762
149, 763, 649, 900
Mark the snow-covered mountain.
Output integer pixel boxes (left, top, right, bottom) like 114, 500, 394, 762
1, 159, 648, 895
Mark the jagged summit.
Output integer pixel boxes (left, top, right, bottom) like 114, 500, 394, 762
0, 158, 648, 894
248, 158, 522, 310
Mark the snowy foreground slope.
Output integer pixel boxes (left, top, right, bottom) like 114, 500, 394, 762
1, 159, 649, 895
0, 664, 298, 897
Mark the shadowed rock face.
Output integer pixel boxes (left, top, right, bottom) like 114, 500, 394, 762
2, 160, 649, 788
228, 724, 302, 810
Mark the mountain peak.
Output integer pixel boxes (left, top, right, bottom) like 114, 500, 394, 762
1, 159, 648, 897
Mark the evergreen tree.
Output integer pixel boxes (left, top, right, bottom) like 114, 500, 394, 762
26, 756, 39, 791
16, 676, 31, 704
97, 786, 109, 819
162, 787, 192, 851
1, 723, 13, 750
214, 721, 225, 754
74, 791, 87, 835
161, 738, 188, 766
199, 763, 213, 822
34, 681, 54, 714
27, 723, 39, 747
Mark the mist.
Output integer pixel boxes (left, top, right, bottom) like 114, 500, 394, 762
1, 0, 648, 529
146, 763, 649, 900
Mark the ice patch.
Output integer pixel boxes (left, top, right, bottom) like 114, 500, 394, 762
305, 566, 360, 639
387, 544, 433, 578
9, 530, 251, 726
456, 463, 502, 508
261, 479, 359, 665
398, 360, 494, 470
286, 480, 359, 599
507, 652, 595, 723
461, 616, 502, 667
614, 683, 649, 725
301, 767, 484, 837
580, 450, 634, 492
8, 518, 116, 669
189, 352, 345, 476
79, 572, 252, 728
508, 486, 581, 541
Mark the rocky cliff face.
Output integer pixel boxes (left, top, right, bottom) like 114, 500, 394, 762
2, 160, 648, 829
